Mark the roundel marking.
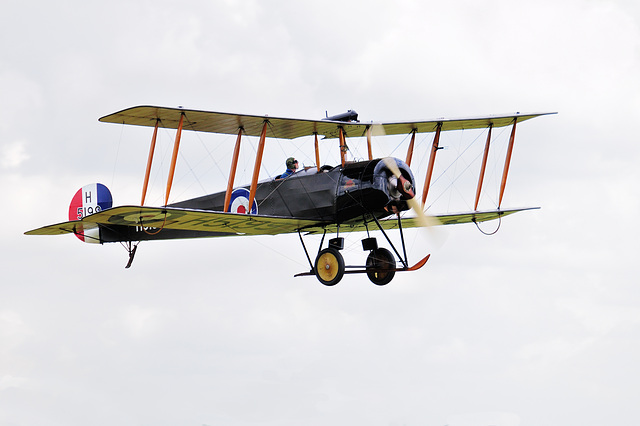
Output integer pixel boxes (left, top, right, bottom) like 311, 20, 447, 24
228, 188, 258, 215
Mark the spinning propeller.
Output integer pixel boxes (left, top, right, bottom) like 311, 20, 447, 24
382, 157, 442, 229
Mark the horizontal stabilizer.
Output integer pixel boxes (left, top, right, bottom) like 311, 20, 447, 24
25, 220, 98, 236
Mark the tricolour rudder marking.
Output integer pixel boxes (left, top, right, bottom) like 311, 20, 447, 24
68, 183, 113, 242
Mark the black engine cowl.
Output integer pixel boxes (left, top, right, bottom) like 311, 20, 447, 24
336, 158, 416, 222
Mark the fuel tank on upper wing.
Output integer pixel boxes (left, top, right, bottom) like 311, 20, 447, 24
169, 157, 416, 225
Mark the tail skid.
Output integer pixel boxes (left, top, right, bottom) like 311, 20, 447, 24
124, 241, 139, 269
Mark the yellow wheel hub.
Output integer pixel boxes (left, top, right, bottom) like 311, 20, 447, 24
317, 252, 339, 281
314, 248, 345, 286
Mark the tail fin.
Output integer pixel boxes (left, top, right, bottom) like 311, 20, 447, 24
68, 183, 113, 243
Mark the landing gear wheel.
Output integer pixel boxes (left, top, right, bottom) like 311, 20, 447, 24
366, 248, 396, 286
314, 248, 345, 286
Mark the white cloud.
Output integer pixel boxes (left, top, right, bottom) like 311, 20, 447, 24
119, 305, 176, 338
1, 141, 30, 168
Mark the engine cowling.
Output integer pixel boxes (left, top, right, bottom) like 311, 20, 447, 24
336, 158, 416, 222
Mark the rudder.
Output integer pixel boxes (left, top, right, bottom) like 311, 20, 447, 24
68, 183, 113, 243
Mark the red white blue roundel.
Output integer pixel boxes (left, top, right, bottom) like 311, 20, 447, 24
228, 188, 258, 214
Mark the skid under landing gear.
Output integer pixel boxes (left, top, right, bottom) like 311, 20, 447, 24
296, 228, 430, 286
123, 241, 139, 269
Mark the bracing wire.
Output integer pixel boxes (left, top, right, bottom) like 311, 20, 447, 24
169, 115, 223, 201
424, 125, 511, 212
174, 151, 207, 197
187, 120, 230, 181
111, 123, 126, 188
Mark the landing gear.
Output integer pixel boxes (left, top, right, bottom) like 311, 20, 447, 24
311, 239, 396, 286
295, 222, 430, 286
366, 248, 396, 286
314, 247, 345, 286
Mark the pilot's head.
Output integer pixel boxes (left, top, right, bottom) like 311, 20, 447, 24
286, 157, 298, 169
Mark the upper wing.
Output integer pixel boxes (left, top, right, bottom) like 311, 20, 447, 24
98, 106, 358, 140
26, 206, 329, 237
372, 113, 555, 137
99, 105, 556, 140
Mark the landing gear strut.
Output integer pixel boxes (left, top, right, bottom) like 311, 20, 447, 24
295, 218, 430, 286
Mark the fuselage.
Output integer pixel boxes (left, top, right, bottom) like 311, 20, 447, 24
100, 158, 415, 242
170, 158, 414, 221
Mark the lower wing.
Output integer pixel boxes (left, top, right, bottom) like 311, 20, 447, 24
25, 205, 537, 238
25, 205, 328, 237
307, 207, 540, 234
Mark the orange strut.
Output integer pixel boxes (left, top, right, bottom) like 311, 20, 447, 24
405, 129, 416, 167
474, 124, 493, 211
314, 133, 320, 172
164, 113, 184, 206
247, 121, 268, 214
223, 128, 243, 212
498, 119, 517, 208
421, 123, 442, 206
141, 118, 160, 206
339, 126, 347, 166
366, 126, 373, 161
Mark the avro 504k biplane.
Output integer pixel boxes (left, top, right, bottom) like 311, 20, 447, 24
26, 106, 554, 286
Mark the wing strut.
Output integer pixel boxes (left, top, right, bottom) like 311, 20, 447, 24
405, 129, 417, 166
474, 123, 493, 210
339, 126, 347, 166
421, 122, 442, 205
164, 112, 185, 206
248, 121, 268, 213
141, 118, 160, 205
366, 126, 373, 161
314, 133, 320, 172
224, 128, 244, 212
498, 119, 517, 208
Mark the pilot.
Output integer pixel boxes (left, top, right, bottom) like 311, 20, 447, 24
278, 157, 298, 179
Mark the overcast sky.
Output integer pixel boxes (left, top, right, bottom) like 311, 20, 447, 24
2, 0, 640, 425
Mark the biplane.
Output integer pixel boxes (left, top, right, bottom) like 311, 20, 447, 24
25, 106, 554, 286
